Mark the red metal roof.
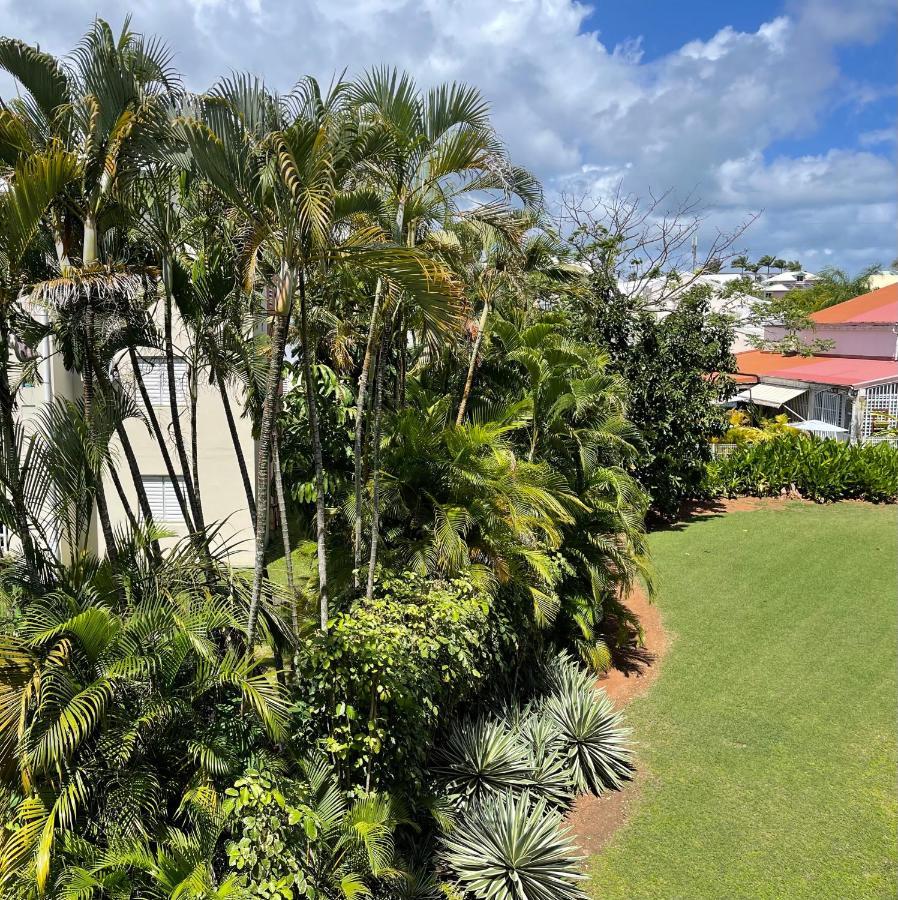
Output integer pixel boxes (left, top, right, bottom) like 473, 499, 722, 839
810, 283, 898, 325
735, 349, 898, 389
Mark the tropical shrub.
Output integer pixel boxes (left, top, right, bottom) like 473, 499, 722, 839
714, 410, 797, 445
0, 541, 290, 896
292, 572, 507, 793
704, 433, 898, 503
224, 760, 401, 900
563, 284, 736, 519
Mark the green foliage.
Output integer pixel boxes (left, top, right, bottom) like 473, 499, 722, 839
704, 433, 898, 503
788, 265, 879, 313
224, 761, 401, 900
564, 283, 735, 519
440, 791, 587, 900
0, 546, 290, 895
292, 572, 503, 792
716, 410, 797, 445
432, 653, 633, 812
433, 655, 631, 900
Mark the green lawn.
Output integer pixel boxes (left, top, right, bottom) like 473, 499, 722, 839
588, 502, 898, 899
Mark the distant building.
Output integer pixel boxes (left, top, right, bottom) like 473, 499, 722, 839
734, 283, 898, 441
620, 271, 764, 352
868, 270, 898, 291
758, 270, 818, 300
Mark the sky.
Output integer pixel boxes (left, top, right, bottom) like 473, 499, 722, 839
1, 0, 895, 272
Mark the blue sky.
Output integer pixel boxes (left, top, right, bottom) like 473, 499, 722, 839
1, 0, 895, 271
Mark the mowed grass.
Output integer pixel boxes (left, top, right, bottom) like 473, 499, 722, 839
588, 502, 898, 899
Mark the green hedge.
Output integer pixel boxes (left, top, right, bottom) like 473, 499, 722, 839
703, 434, 898, 503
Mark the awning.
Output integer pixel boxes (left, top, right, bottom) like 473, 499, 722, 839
791, 419, 847, 433
733, 384, 807, 408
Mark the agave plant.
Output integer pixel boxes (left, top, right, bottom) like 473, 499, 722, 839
513, 713, 575, 811
440, 791, 587, 900
539, 655, 634, 796
432, 719, 533, 808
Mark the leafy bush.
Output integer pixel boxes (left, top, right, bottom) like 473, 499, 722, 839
224, 759, 401, 900
715, 410, 797, 445
704, 433, 898, 503
563, 284, 736, 519
292, 572, 507, 792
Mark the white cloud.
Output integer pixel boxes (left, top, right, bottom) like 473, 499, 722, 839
0, 0, 895, 269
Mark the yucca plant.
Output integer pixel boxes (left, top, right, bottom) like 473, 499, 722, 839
432, 719, 534, 808
513, 713, 575, 810
440, 791, 587, 900
539, 655, 634, 795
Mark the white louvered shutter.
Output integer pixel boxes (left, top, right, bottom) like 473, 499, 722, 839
137, 356, 187, 407
142, 476, 186, 523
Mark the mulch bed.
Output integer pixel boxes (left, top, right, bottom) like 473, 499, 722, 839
565, 583, 668, 854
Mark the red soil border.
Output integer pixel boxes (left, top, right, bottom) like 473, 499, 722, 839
565, 583, 668, 853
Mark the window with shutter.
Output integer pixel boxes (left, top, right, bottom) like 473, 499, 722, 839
141, 476, 186, 523
136, 356, 187, 407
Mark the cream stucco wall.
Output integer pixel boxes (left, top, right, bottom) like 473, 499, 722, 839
14, 302, 258, 567
100, 318, 258, 566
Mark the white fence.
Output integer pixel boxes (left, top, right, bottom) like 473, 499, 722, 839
862, 434, 898, 449
710, 443, 739, 459
711, 434, 897, 456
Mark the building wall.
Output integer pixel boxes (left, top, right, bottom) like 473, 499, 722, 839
15, 303, 258, 566
763, 323, 897, 359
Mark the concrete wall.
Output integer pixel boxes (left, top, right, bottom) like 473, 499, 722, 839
763, 323, 897, 359
15, 303, 258, 566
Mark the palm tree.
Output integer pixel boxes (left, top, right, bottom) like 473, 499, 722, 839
730, 255, 749, 274
0, 537, 290, 894
2, 19, 181, 561
346, 69, 538, 586
0, 149, 79, 588
179, 73, 458, 638
757, 254, 775, 276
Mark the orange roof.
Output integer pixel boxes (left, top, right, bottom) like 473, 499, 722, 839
810, 283, 898, 325
735, 349, 898, 389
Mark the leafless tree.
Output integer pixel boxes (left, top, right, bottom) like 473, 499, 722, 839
556, 183, 759, 310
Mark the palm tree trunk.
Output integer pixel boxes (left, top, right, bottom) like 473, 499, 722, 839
129, 346, 195, 531
365, 327, 390, 601
272, 433, 296, 632
162, 274, 204, 533
247, 291, 292, 646
0, 314, 40, 590
107, 462, 138, 532
218, 376, 257, 529
455, 297, 490, 426
352, 282, 381, 587
299, 270, 328, 631
82, 309, 117, 563
189, 371, 202, 524
91, 358, 161, 558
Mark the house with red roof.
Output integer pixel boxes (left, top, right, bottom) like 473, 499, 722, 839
734, 283, 898, 440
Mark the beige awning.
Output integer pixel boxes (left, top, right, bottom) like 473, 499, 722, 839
733, 384, 807, 408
